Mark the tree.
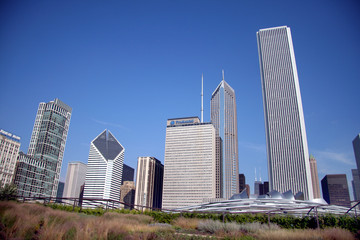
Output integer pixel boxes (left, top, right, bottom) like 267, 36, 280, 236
0, 182, 17, 200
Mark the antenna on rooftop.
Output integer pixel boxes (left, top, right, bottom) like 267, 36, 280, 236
201, 73, 204, 123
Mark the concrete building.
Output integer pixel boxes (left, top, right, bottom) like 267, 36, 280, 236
257, 26, 313, 199
162, 117, 217, 209
0, 129, 21, 187
63, 162, 87, 201
120, 181, 135, 209
321, 174, 351, 207
135, 157, 163, 210
309, 155, 321, 198
211, 74, 239, 199
14, 98, 72, 198
83, 130, 124, 207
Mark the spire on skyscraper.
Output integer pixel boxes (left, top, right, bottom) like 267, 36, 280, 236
201, 73, 204, 123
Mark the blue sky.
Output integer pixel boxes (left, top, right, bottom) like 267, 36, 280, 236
1, 1, 359, 199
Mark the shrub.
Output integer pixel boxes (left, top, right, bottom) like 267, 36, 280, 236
197, 219, 225, 233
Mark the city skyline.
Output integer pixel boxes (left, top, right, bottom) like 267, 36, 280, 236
1, 1, 359, 199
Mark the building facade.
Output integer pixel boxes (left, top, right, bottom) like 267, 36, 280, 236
63, 162, 87, 201
351, 169, 360, 201
353, 134, 360, 172
309, 155, 321, 198
56, 181, 64, 202
0, 129, 21, 187
135, 156, 163, 210
83, 130, 124, 207
257, 26, 313, 199
14, 152, 47, 197
254, 181, 262, 196
120, 181, 135, 209
211, 75, 239, 199
14, 98, 72, 198
162, 117, 217, 209
259, 181, 269, 195
239, 174, 246, 193
122, 163, 134, 184
321, 174, 350, 207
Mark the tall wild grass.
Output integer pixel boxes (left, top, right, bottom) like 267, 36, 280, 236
0, 201, 173, 239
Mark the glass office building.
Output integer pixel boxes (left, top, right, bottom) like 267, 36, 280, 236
211, 76, 239, 199
14, 98, 72, 198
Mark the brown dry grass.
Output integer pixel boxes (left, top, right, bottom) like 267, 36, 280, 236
1, 202, 357, 240
256, 228, 355, 240
0, 201, 173, 239
173, 217, 201, 230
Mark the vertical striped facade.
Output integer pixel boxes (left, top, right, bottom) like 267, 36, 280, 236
211, 79, 239, 199
134, 156, 163, 210
83, 130, 124, 207
162, 117, 217, 209
257, 26, 313, 199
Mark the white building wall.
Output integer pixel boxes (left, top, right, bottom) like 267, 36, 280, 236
257, 26, 313, 199
0, 130, 21, 187
83, 130, 124, 208
63, 162, 87, 199
162, 121, 216, 210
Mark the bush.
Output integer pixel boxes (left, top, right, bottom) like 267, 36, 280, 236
0, 183, 17, 201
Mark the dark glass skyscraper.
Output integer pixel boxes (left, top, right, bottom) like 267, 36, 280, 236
352, 134, 360, 201
321, 174, 350, 207
353, 134, 360, 175
122, 163, 134, 184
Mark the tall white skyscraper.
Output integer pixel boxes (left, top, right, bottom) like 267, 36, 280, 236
257, 26, 313, 199
162, 117, 217, 209
63, 162, 87, 200
83, 130, 124, 207
211, 73, 239, 199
